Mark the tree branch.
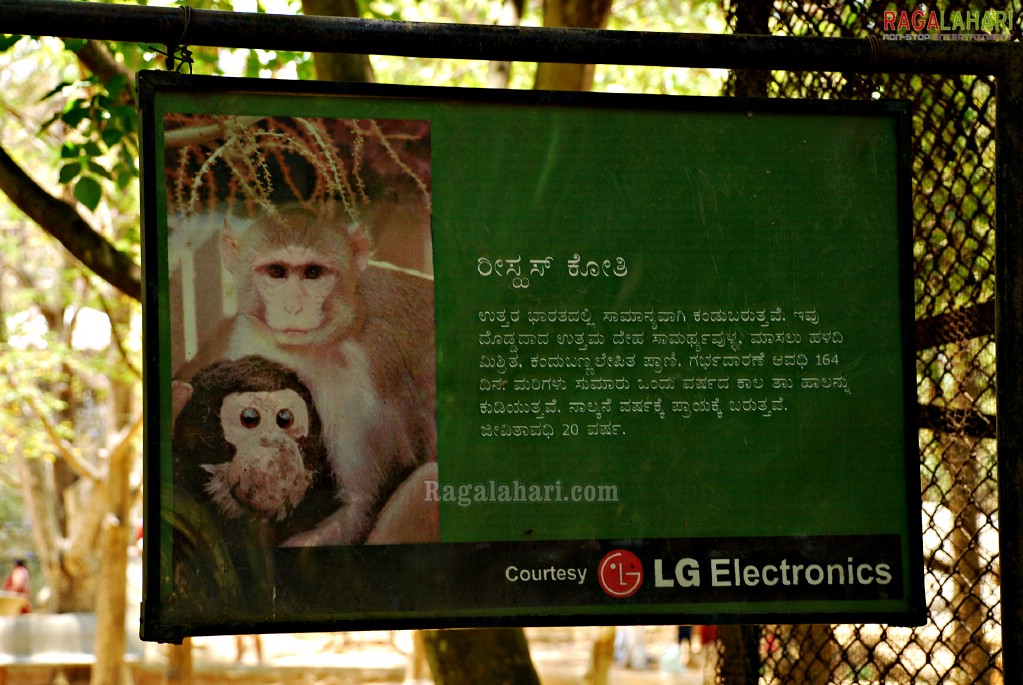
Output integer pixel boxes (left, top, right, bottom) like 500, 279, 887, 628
107, 413, 144, 470
301, 0, 375, 83
88, 273, 143, 381
5, 371, 103, 483
73, 40, 132, 90
0, 143, 142, 301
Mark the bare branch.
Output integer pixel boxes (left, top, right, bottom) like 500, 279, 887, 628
107, 414, 144, 468
5, 368, 103, 483
163, 115, 265, 148
89, 274, 143, 381
0, 143, 142, 301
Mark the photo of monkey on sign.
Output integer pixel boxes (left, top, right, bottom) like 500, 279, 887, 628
167, 355, 343, 617
163, 114, 439, 553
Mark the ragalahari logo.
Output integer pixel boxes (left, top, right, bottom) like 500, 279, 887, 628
881, 8, 1013, 41
598, 549, 644, 598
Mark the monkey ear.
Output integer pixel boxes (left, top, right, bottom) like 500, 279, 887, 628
347, 223, 371, 273
221, 219, 239, 272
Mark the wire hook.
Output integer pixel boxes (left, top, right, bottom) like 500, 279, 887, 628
149, 5, 194, 73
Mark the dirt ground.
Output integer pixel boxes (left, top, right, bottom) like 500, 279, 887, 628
124, 626, 710, 685
1, 626, 709, 685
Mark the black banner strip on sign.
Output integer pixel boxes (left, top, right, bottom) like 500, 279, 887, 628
173, 534, 903, 622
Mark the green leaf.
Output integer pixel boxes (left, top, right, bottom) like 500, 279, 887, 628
0, 35, 23, 53
63, 38, 88, 52
101, 127, 123, 149
105, 73, 127, 94
111, 105, 137, 122
61, 104, 89, 129
39, 80, 72, 102
87, 160, 113, 180
74, 176, 102, 212
116, 170, 134, 191
59, 162, 82, 184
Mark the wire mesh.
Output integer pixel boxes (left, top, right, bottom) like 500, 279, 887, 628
711, 0, 1015, 682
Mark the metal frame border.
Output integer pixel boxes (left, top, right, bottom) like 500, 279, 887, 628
2, 1, 1021, 678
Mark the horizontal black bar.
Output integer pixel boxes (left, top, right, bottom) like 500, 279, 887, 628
0, 0, 1019, 75
919, 403, 996, 440
915, 301, 995, 349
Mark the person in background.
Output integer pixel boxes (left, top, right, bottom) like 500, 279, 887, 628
235, 634, 264, 664
3, 559, 32, 614
678, 625, 692, 668
614, 625, 649, 669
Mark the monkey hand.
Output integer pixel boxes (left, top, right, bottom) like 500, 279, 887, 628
281, 462, 440, 546
365, 462, 439, 544
280, 500, 370, 546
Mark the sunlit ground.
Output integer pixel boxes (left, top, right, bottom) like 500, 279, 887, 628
127, 555, 708, 684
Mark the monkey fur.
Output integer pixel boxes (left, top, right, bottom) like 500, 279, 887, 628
169, 355, 344, 618
173, 354, 338, 542
219, 206, 439, 545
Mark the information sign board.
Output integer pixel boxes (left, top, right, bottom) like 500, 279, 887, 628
139, 72, 923, 641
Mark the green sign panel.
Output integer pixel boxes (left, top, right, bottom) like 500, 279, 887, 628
139, 72, 923, 642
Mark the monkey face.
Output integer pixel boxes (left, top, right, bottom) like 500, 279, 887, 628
225, 211, 366, 349
251, 245, 345, 346
202, 388, 316, 521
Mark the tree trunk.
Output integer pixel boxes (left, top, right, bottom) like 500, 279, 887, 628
165, 640, 194, 685
17, 454, 65, 611
534, 0, 613, 91
17, 454, 98, 612
301, 0, 375, 83
943, 348, 998, 684
718, 625, 761, 685
730, 0, 771, 97
91, 381, 137, 685
584, 626, 615, 685
91, 514, 130, 685
487, 0, 525, 88
422, 628, 541, 685
786, 624, 838, 685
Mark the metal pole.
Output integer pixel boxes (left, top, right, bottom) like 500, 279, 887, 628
0, 0, 1017, 75
996, 54, 1023, 685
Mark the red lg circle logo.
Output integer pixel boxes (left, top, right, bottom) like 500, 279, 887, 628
598, 549, 644, 598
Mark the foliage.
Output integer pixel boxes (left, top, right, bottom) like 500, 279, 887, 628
165, 114, 430, 221
43, 74, 138, 211
4, 0, 725, 218
0, 29, 145, 621
0, 481, 33, 561
366, 0, 726, 92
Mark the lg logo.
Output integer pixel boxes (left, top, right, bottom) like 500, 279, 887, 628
597, 549, 643, 598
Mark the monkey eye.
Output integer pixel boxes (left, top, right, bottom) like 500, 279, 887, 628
276, 408, 295, 429
240, 407, 261, 428
303, 265, 323, 280
267, 264, 288, 279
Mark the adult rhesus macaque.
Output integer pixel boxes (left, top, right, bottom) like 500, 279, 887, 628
220, 206, 438, 545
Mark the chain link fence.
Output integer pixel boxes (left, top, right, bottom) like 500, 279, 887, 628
707, 1, 1019, 682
